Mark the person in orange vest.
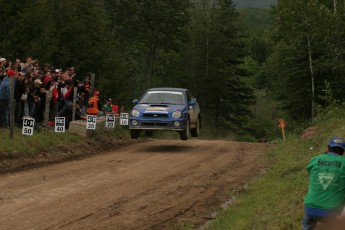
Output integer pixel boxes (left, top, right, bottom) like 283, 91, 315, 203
86, 91, 103, 116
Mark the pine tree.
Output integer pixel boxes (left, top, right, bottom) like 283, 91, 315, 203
189, 0, 256, 133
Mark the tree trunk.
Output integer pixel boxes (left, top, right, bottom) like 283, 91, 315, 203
307, 34, 315, 119
144, 45, 157, 90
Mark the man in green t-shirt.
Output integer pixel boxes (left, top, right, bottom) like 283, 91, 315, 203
102, 98, 113, 115
303, 137, 345, 230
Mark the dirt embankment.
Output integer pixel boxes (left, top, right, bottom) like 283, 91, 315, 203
0, 137, 146, 175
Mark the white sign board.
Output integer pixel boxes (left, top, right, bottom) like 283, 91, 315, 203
120, 113, 129, 126
22, 117, 35, 136
86, 115, 97, 130
105, 114, 115, 128
55, 117, 65, 133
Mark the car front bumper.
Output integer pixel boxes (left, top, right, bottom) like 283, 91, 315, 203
129, 117, 187, 131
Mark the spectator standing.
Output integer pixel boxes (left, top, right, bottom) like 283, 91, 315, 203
14, 72, 26, 126
58, 80, 74, 129
69, 67, 76, 79
303, 137, 345, 230
32, 78, 45, 123
0, 67, 4, 83
42, 69, 52, 89
57, 75, 66, 113
0, 57, 7, 75
28, 69, 36, 82
81, 81, 91, 114
21, 73, 31, 117
27, 77, 39, 117
12, 59, 21, 72
33, 59, 40, 70
33, 70, 51, 123
0, 70, 17, 128
83, 75, 91, 86
20, 57, 34, 74
50, 74, 60, 121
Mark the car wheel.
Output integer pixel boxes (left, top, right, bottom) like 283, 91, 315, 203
130, 130, 139, 139
191, 117, 200, 137
145, 131, 153, 137
179, 119, 189, 140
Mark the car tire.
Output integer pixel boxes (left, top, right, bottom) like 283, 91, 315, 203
145, 131, 153, 137
191, 117, 200, 137
130, 130, 139, 139
179, 119, 189, 140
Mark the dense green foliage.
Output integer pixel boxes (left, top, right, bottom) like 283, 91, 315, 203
2, 0, 343, 140
233, 0, 276, 8
267, 0, 345, 121
0, 0, 259, 138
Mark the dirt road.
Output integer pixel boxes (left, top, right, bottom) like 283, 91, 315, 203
0, 140, 271, 230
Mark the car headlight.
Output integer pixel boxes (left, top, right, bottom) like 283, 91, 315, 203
172, 111, 181, 119
132, 109, 140, 117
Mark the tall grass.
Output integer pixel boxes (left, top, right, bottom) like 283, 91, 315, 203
205, 106, 345, 229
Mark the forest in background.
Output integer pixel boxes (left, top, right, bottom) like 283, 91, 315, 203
1, 0, 344, 141
233, 0, 276, 8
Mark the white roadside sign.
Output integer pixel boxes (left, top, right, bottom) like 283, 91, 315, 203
55, 117, 65, 133
106, 114, 115, 128
22, 117, 35, 136
120, 113, 129, 126
86, 115, 97, 130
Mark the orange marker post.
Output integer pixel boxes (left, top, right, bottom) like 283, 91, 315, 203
278, 119, 286, 141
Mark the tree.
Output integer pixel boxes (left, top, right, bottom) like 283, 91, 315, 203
267, 0, 337, 121
187, 0, 256, 133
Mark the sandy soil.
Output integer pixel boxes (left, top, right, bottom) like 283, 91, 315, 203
0, 139, 271, 230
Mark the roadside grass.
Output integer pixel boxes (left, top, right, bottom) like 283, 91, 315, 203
0, 128, 85, 159
0, 126, 129, 160
204, 107, 345, 230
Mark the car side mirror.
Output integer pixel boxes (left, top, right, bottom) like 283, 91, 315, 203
133, 99, 139, 104
189, 100, 197, 105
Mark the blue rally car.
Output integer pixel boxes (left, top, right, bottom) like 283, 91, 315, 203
129, 88, 201, 140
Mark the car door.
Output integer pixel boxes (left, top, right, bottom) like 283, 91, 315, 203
186, 90, 199, 125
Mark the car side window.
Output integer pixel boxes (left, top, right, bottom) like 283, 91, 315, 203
186, 91, 194, 102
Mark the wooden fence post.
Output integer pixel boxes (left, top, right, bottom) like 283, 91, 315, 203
91, 73, 95, 93
44, 90, 52, 132
72, 87, 77, 121
9, 78, 15, 139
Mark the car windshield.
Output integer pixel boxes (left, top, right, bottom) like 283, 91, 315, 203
140, 91, 185, 105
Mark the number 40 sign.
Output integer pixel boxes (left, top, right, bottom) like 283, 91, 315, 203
55, 117, 65, 133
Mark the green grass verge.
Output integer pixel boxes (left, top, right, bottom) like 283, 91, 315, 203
205, 108, 345, 229
0, 126, 129, 160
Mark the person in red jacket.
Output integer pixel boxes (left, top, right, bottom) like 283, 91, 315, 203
86, 91, 102, 116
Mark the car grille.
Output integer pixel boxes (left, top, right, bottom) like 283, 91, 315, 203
142, 114, 169, 118
141, 122, 168, 127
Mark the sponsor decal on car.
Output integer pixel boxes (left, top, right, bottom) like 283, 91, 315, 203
146, 107, 169, 112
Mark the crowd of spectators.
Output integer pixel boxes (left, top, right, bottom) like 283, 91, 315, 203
0, 56, 118, 130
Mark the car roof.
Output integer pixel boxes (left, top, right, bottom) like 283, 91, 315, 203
147, 87, 187, 92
